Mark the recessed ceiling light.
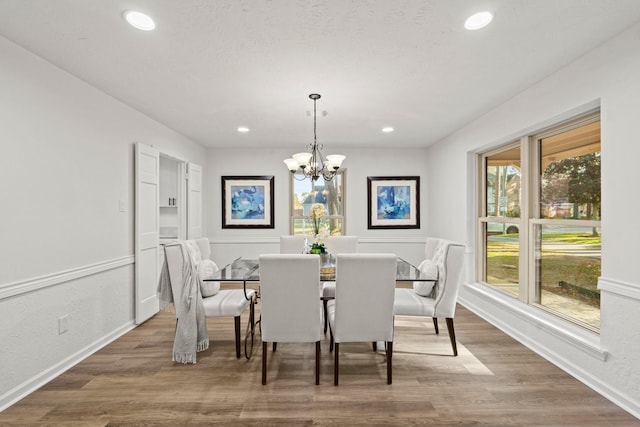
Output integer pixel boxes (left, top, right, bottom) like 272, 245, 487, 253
464, 11, 493, 30
237, 126, 250, 133
382, 127, 394, 133
124, 10, 156, 31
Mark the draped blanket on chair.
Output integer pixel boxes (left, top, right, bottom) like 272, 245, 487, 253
158, 242, 209, 363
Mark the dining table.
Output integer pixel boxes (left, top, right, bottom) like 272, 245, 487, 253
203, 256, 434, 297
202, 256, 435, 358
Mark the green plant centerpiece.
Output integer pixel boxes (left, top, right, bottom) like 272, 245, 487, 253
310, 240, 326, 254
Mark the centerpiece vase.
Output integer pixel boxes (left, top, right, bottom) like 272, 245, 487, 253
319, 252, 331, 266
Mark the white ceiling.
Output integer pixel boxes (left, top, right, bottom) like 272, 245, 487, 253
1, 1, 640, 149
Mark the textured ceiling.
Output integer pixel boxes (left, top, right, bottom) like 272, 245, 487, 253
1, 0, 640, 149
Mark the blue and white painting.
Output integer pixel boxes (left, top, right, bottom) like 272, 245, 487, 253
231, 185, 265, 220
377, 185, 411, 219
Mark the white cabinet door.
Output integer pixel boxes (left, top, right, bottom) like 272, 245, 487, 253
187, 162, 203, 239
135, 142, 160, 324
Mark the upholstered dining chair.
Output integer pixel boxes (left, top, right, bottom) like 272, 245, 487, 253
393, 239, 465, 356
259, 254, 323, 385
321, 235, 358, 333
279, 235, 308, 254
323, 235, 359, 255
163, 239, 256, 360
327, 253, 397, 385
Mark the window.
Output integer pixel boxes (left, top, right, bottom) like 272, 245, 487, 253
478, 112, 601, 330
290, 171, 345, 235
482, 144, 521, 298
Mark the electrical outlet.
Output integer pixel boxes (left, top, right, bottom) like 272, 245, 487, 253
58, 315, 69, 335
119, 199, 126, 212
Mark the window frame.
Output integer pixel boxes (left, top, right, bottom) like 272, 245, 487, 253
477, 111, 601, 331
289, 170, 346, 235
477, 140, 526, 299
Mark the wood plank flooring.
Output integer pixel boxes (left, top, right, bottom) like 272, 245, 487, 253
1, 305, 638, 426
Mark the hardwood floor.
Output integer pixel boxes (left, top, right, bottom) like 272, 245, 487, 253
1, 305, 637, 426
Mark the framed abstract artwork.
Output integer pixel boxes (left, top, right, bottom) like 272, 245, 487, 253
367, 176, 420, 229
222, 175, 274, 228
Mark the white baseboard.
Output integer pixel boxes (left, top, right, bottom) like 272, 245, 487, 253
0, 320, 136, 412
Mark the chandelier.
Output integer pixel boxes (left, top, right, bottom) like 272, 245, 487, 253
283, 93, 345, 182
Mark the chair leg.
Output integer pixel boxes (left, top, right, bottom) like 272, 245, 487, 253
433, 317, 439, 334
323, 299, 328, 334
315, 341, 321, 385
250, 298, 255, 333
273, 342, 277, 352
329, 329, 334, 352
334, 342, 339, 386
262, 341, 267, 385
387, 341, 393, 384
234, 316, 241, 358
445, 318, 458, 356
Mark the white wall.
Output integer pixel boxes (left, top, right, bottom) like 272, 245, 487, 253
426, 23, 640, 417
0, 36, 205, 410
204, 147, 429, 266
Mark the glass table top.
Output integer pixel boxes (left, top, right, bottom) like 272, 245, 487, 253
203, 257, 433, 282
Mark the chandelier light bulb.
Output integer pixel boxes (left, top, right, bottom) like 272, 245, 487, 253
283, 158, 299, 172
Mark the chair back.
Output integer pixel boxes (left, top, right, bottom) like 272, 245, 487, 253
333, 253, 397, 343
193, 237, 211, 260
164, 243, 189, 308
424, 237, 445, 260
279, 235, 307, 254
259, 254, 322, 342
431, 242, 466, 318
165, 239, 213, 302
323, 236, 358, 255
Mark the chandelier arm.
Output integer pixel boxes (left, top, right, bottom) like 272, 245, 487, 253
322, 169, 337, 181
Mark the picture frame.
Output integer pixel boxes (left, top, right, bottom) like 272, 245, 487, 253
367, 176, 420, 229
222, 175, 274, 228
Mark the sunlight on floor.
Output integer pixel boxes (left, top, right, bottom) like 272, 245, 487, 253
393, 317, 494, 376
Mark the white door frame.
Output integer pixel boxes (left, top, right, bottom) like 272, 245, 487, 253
187, 162, 203, 239
135, 142, 160, 324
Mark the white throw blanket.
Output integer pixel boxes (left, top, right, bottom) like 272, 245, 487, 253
158, 242, 209, 363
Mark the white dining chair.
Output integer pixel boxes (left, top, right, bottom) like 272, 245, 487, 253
321, 235, 358, 333
259, 254, 323, 385
393, 239, 466, 356
323, 235, 359, 255
163, 239, 256, 360
327, 253, 397, 385
279, 235, 308, 254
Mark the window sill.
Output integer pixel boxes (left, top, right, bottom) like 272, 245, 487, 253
461, 282, 608, 361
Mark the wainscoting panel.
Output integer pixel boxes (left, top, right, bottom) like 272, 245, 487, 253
0, 258, 136, 412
